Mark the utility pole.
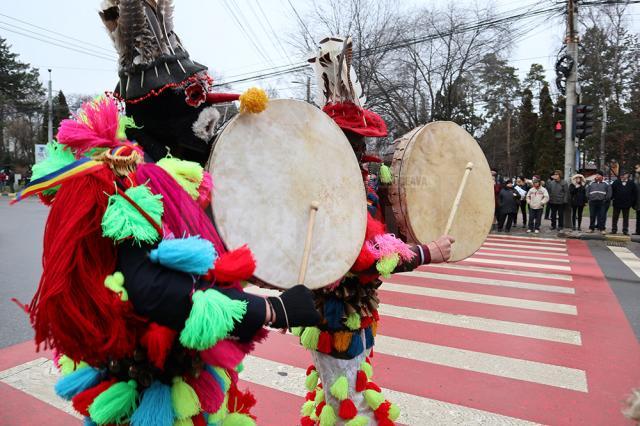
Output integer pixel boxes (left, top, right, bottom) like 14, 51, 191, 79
599, 100, 607, 170
564, 0, 578, 181
47, 69, 53, 143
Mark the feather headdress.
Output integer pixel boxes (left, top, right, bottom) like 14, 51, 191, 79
308, 36, 366, 108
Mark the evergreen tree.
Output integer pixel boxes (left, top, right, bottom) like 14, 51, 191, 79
533, 84, 562, 176
518, 88, 537, 176
41, 90, 71, 143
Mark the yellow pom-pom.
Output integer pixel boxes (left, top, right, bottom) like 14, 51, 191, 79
239, 87, 268, 113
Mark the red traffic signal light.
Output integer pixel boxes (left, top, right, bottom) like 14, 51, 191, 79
554, 121, 563, 140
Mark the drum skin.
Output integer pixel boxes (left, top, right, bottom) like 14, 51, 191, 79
209, 99, 367, 289
389, 122, 493, 261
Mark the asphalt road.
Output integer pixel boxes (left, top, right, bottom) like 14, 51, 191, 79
1, 197, 639, 349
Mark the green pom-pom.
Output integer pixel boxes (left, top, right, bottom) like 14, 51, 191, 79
174, 418, 194, 426
319, 404, 337, 426
291, 326, 304, 337
171, 377, 200, 419
236, 362, 244, 373
345, 312, 361, 330
300, 400, 315, 417
116, 115, 139, 140
208, 394, 229, 423
330, 375, 349, 401
305, 369, 319, 391
157, 157, 204, 200
222, 412, 256, 425
314, 388, 324, 405
179, 289, 247, 350
379, 164, 393, 184
88, 380, 138, 424
376, 253, 399, 278
363, 389, 384, 410
102, 184, 163, 244
345, 416, 369, 426
31, 141, 76, 196
389, 403, 400, 421
58, 355, 88, 376
104, 271, 128, 301
300, 327, 321, 350
360, 361, 373, 380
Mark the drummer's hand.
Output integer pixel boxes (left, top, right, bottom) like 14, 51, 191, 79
268, 285, 321, 329
427, 235, 456, 263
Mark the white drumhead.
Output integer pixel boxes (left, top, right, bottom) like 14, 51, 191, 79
399, 121, 494, 261
209, 99, 367, 289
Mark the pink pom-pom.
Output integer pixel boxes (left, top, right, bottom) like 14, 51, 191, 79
187, 369, 224, 413
196, 172, 214, 209
367, 233, 415, 262
200, 340, 245, 370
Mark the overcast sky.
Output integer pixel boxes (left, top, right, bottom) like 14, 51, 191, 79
1, 0, 638, 101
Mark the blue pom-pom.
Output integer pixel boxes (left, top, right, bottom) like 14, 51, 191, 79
130, 381, 174, 426
323, 298, 345, 331
55, 367, 101, 400
206, 365, 229, 393
149, 236, 217, 275
83, 417, 97, 426
365, 326, 374, 349
346, 332, 364, 358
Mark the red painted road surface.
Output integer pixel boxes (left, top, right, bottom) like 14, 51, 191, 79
1, 235, 639, 425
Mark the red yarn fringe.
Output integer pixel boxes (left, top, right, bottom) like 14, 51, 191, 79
339, 399, 357, 419
213, 245, 256, 283
71, 378, 117, 416
140, 322, 177, 370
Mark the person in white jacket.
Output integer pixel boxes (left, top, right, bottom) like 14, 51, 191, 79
526, 177, 550, 233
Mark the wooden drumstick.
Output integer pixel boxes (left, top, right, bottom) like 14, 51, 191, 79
444, 162, 474, 235
298, 201, 320, 285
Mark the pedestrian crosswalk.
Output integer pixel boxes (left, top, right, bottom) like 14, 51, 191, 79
1, 234, 640, 425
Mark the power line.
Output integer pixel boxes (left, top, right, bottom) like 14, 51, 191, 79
253, 0, 293, 64
220, 0, 274, 65
286, 0, 314, 41
0, 25, 116, 62
229, 0, 276, 64
0, 12, 114, 54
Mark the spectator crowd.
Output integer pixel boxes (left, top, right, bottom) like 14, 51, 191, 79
491, 164, 640, 236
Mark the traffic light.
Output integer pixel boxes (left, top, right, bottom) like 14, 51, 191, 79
573, 104, 594, 139
554, 121, 564, 140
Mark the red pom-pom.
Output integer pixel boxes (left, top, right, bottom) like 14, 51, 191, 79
339, 399, 357, 419
213, 245, 256, 282
365, 213, 386, 240
192, 414, 207, 426
369, 347, 374, 358
374, 401, 392, 420
306, 365, 316, 376
372, 310, 380, 321
71, 379, 117, 416
366, 381, 382, 393
315, 401, 326, 417
306, 390, 316, 401
301, 416, 315, 426
351, 243, 376, 272
317, 331, 332, 354
360, 316, 373, 328
356, 370, 367, 392
140, 322, 177, 369
227, 383, 257, 415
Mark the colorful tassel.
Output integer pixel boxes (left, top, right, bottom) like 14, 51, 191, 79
330, 376, 349, 401
323, 299, 345, 330
375, 253, 399, 278
319, 404, 337, 426
130, 381, 174, 426
207, 393, 229, 424
31, 141, 76, 196
374, 401, 391, 420
360, 361, 373, 380
333, 331, 352, 352
140, 323, 177, 370
339, 399, 357, 420
351, 244, 376, 272
301, 416, 315, 426
104, 271, 128, 301
365, 327, 374, 349
355, 371, 367, 392
317, 331, 333, 354
150, 236, 217, 275
55, 366, 102, 400
345, 416, 369, 426
88, 380, 138, 425
291, 326, 304, 337
157, 157, 204, 200
226, 383, 256, 417
239, 87, 268, 114
315, 388, 325, 405
180, 289, 247, 350
379, 164, 393, 184
388, 403, 400, 421
315, 401, 326, 417
192, 414, 207, 426
346, 332, 364, 358
207, 365, 232, 393
212, 245, 256, 283
222, 412, 256, 425
58, 355, 89, 375
174, 418, 194, 426
300, 327, 321, 350
188, 369, 224, 413
345, 312, 361, 330
363, 390, 385, 410
102, 184, 163, 244
305, 369, 319, 391
171, 377, 200, 420
72, 379, 117, 416
83, 417, 97, 426
301, 400, 315, 417
200, 339, 245, 370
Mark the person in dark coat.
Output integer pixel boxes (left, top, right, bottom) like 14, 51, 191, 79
611, 172, 638, 235
546, 170, 569, 230
570, 174, 587, 230
587, 170, 612, 233
515, 176, 530, 227
497, 180, 520, 232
